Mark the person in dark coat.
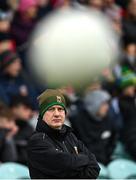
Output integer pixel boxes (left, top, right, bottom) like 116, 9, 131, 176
0, 104, 18, 162
10, 0, 38, 48
118, 70, 136, 160
122, 0, 136, 44
69, 89, 118, 165
0, 50, 39, 109
10, 95, 34, 165
27, 89, 100, 179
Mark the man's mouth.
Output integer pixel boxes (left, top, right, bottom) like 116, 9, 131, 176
53, 119, 61, 123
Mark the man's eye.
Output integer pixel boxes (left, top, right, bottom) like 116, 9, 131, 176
48, 108, 54, 111
48, 107, 64, 112
59, 108, 64, 111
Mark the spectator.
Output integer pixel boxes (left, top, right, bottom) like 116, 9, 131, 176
70, 89, 118, 165
0, 50, 39, 109
118, 70, 136, 160
37, 0, 53, 20
10, 95, 34, 165
113, 42, 136, 79
11, 0, 38, 48
8, 0, 19, 12
103, 0, 122, 35
27, 89, 100, 178
0, 104, 18, 162
115, 0, 128, 9
122, 0, 136, 44
122, 42, 136, 72
10, 0, 39, 68
104, 0, 122, 19
0, 10, 16, 53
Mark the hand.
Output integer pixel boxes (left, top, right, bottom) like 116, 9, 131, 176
6, 124, 19, 139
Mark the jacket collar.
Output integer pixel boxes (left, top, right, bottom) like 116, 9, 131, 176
36, 116, 71, 140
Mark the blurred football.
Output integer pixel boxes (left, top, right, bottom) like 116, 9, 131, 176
29, 7, 119, 90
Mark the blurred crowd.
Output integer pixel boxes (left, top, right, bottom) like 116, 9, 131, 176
0, 0, 136, 169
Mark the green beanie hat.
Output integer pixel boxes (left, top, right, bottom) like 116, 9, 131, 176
119, 69, 136, 89
37, 89, 66, 118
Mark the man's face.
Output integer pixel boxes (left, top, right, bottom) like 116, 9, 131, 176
128, 0, 136, 18
43, 105, 65, 129
12, 104, 33, 121
0, 20, 10, 32
123, 85, 136, 97
4, 58, 22, 77
26, 6, 38, 19
97, 102, 109, 118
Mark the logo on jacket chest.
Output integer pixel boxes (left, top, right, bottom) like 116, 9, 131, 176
101, 130, 111, 139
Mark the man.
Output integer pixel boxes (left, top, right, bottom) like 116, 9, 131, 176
10, 95, 34, 165
118, 70, 136, 160
69, 89, 118, 165
27, 89, 100, 179
0, 50, 39, 109
0, 104, 18, 162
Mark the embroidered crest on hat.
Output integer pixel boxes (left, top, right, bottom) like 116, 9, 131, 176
57, 96, 62, 103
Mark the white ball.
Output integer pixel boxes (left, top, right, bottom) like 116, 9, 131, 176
29, 7, 119, 90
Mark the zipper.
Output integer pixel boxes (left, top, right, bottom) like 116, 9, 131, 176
62, 141, 69, 153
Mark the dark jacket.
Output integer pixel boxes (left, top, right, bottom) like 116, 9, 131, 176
69, 108, 118, 165
27, 118, 100, 179
0, 72, 39, 109
15, 120, 34, 165
0, 128, 17, 162
122, 18, 136, 43
119, 95, 136, 159
10, 12, 37, 47
119, 96, 136, 125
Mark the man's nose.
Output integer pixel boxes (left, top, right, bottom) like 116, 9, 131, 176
54, 109, 60, 116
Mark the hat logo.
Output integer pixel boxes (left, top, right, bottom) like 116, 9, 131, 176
57, 96, 62, 103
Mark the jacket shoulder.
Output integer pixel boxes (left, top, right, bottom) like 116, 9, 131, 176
29, 131, 47, 142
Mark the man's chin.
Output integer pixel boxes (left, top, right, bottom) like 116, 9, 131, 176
52, 123, 63, 129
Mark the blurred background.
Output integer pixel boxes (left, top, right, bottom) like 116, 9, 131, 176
0, 0, 136, 179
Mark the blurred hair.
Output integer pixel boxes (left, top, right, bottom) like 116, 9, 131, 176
0, 105, 15, 121
9, 95, 32, 109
